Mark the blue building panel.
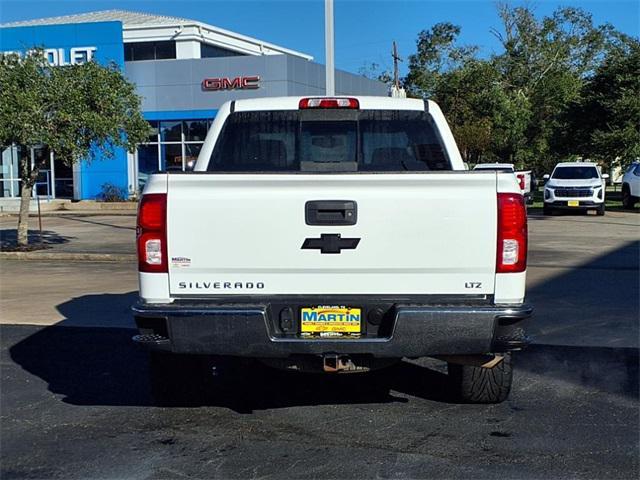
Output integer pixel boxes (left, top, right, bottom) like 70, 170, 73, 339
79, 147, 129, 200
0, 21, 124, 67
1, 21, 129, 199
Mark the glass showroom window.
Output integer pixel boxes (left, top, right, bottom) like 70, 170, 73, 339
0, 144, 67, 199
136, 119, 211, 190
0, 145, 25, 198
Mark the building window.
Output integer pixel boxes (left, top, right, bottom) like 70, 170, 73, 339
136, 119, 212, 190
160, 121, 182, 142
154, 41, 176, 59
0, 144, 71, 199
124, 41, 176, 61
0, 145, 24, 198
201, 43, 245, 58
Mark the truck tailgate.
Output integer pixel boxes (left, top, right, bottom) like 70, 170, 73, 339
166, 173, 497, 296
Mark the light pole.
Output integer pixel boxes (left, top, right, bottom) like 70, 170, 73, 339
325, 0, 335, 96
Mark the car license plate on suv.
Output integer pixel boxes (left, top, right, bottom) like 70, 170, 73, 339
568, 200, 580, 207
300, 306, 361, 335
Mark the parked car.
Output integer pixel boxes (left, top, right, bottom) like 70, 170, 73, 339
133, 96, 532, 404
473, 163, 533, 203
621, 161, 640, 209
543, 162, 608, 216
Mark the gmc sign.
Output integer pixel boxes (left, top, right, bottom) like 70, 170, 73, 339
202, 76, 260, 91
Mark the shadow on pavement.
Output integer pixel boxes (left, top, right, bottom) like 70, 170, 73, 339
528, 214, 640, 228
6, 322, 637, 413
58, 215, 136, 231
526, 240, 639, 348
5, 322, 451, 411
0, 229, 73, 249
5, 239, 639, 413
55, 291, 138, 328
528, 240, 639, 271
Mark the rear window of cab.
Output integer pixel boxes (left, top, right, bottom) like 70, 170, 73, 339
208, 110, 451, 172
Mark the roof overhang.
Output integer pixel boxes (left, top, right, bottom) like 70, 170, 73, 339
122, 21, 313, 60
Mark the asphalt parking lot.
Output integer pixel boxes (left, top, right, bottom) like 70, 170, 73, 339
1, 210, 638, 479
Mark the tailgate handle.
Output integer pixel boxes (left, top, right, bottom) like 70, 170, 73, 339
305, 200, 357, 226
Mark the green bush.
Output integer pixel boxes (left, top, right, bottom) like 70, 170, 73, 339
98, 183, 127, 202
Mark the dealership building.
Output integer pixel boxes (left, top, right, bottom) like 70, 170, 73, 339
0, 10, 386, 200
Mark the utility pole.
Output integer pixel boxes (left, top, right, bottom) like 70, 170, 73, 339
392, 40, 401, 90
390, 40, 406, 98
325, 0, 335, 96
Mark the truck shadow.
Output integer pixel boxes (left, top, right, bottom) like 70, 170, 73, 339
525, 240, 639, 348
5, 320, 451, 411
6, 321, 638, 413
5, 240, 639, 413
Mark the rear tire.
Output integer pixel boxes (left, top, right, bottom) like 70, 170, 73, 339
448, 353, 513, 404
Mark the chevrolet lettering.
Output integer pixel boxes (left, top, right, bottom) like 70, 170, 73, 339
133, 95, 532, 404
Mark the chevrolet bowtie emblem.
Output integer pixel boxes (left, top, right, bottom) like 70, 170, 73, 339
301, 234, 360, 254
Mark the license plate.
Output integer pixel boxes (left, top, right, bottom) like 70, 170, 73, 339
300, 306, 361, 334
568, 200, 580, 207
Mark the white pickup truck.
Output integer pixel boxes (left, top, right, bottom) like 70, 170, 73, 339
133, 96, 532, 404
473, 163, 534, 203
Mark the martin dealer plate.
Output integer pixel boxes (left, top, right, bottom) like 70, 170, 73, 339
300, 306, 362, 335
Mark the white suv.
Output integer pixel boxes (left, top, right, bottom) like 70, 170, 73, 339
543, 162, 608, 216
621, 161, 640, 209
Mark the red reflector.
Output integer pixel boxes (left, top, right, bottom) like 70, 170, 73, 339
496, 193, 527, 273
137, 193, 167, 273
299, 97, 359, 109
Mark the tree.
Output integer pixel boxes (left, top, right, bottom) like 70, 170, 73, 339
401, 5, 622, 173
358, 62, 393, 86
556, 36, 640, 171
403, 22, 478, 99
431, 59, 530, 166
402, 22, 531, 166
0, 50, 150, 247
490, 3, 611, 172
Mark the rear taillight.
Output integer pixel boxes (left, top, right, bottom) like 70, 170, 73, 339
516, 173, 525, 191
496, 193, 527, 273
299, 97, 359, 109
137, 193, 167, 273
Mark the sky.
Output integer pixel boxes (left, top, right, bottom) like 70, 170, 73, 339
1, 0, 638, 76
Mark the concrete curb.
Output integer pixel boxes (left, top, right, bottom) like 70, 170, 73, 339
62, 202, 137, 211
0, 251, 136, 262
0, 200, 137, 215
0, 211, 137, 217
